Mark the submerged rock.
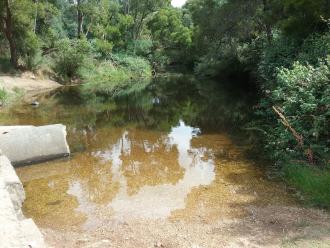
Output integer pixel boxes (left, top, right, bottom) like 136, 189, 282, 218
0, 124, 70, 166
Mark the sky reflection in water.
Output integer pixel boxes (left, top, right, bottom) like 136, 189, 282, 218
66, 121, 215, 228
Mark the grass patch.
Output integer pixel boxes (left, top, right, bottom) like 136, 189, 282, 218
283, 162, 330, 208
0, 85, 24, 108
0, 88, 8, 105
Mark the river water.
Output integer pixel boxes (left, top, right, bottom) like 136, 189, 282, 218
0, 75, 294, 232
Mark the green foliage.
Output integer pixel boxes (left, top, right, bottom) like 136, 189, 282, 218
183, 0, 330, 207
297, 32, 330, 64
0, 0, 41, 69
21, 33, 42, 70
128, 0, 171, 40
0, 88, 8, 105
260, 59, 330, 164
278, 0, 330, 38
147, 7, 192, 66
259, 32, 330, 83
81, 54, 152, 96
0, 86, 24, 107
127, 39, 153, 57
148, 8, 192, 49
0, 57, 14, 73
52, 38, 92, 81
258, 35, 299, 82
92, 39, 113, 58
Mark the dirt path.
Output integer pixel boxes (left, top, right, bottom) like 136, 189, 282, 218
0, 73, 61, 102
42, 205, 330, 248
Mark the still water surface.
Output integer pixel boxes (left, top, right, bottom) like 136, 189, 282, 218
1, 76, 293, 231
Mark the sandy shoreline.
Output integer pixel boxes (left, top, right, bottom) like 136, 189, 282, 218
0, 73, 62, 102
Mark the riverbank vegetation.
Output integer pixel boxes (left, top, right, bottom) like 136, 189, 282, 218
0, 0, 189, 95
0, 0, 329, 207
184, 0, 330, 207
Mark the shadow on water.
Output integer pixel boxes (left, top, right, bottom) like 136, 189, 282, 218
1, 74, 256, 150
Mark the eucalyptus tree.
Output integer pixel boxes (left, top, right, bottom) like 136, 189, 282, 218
0, 0, 38, 68
122, 0, 171, 40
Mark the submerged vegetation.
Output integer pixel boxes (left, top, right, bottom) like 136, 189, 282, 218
0, 0, 329, 207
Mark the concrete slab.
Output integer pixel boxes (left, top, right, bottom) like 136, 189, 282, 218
0, 124, 70, 165
0, 155, 46, 248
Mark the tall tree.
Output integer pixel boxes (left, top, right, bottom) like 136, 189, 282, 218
77, 0, 84, 38
0, 0, 18, 67
126, 0, 170, 40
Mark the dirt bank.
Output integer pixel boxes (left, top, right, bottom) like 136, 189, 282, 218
0, 73, 61, 102
42, 205, 330, 248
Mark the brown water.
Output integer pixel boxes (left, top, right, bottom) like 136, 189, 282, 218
1, 76, 294, 232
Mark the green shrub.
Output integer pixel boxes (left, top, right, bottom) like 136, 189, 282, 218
259, 32, 330, 85
258, 35, 298, 83
19, 31, 42, 71
92, 39, 113, 59
81, 54, 152, 96
52, 38, 92, 81
110, 53, 152, 77
258, 59, 330, 164
297, 32, 330, 65
127, 39, 153, 57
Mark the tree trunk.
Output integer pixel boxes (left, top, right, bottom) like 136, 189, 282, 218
8, 34, 18, 68
262, 0, 272, 44
77, 0, 84, 38
0, 0, 19, 68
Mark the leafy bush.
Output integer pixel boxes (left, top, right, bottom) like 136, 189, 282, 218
297, 32, 330, 65
127, 39, 153, 57
259, 32, 330, 85
258, 35, 298, 83
110, 53, 152, 77
250, 31, 330, 207
81, 54, 152, 96
259, 59, 330, 164
92, 39, 113, 59
52, 38, 92, 81
19, 31, 42, 70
